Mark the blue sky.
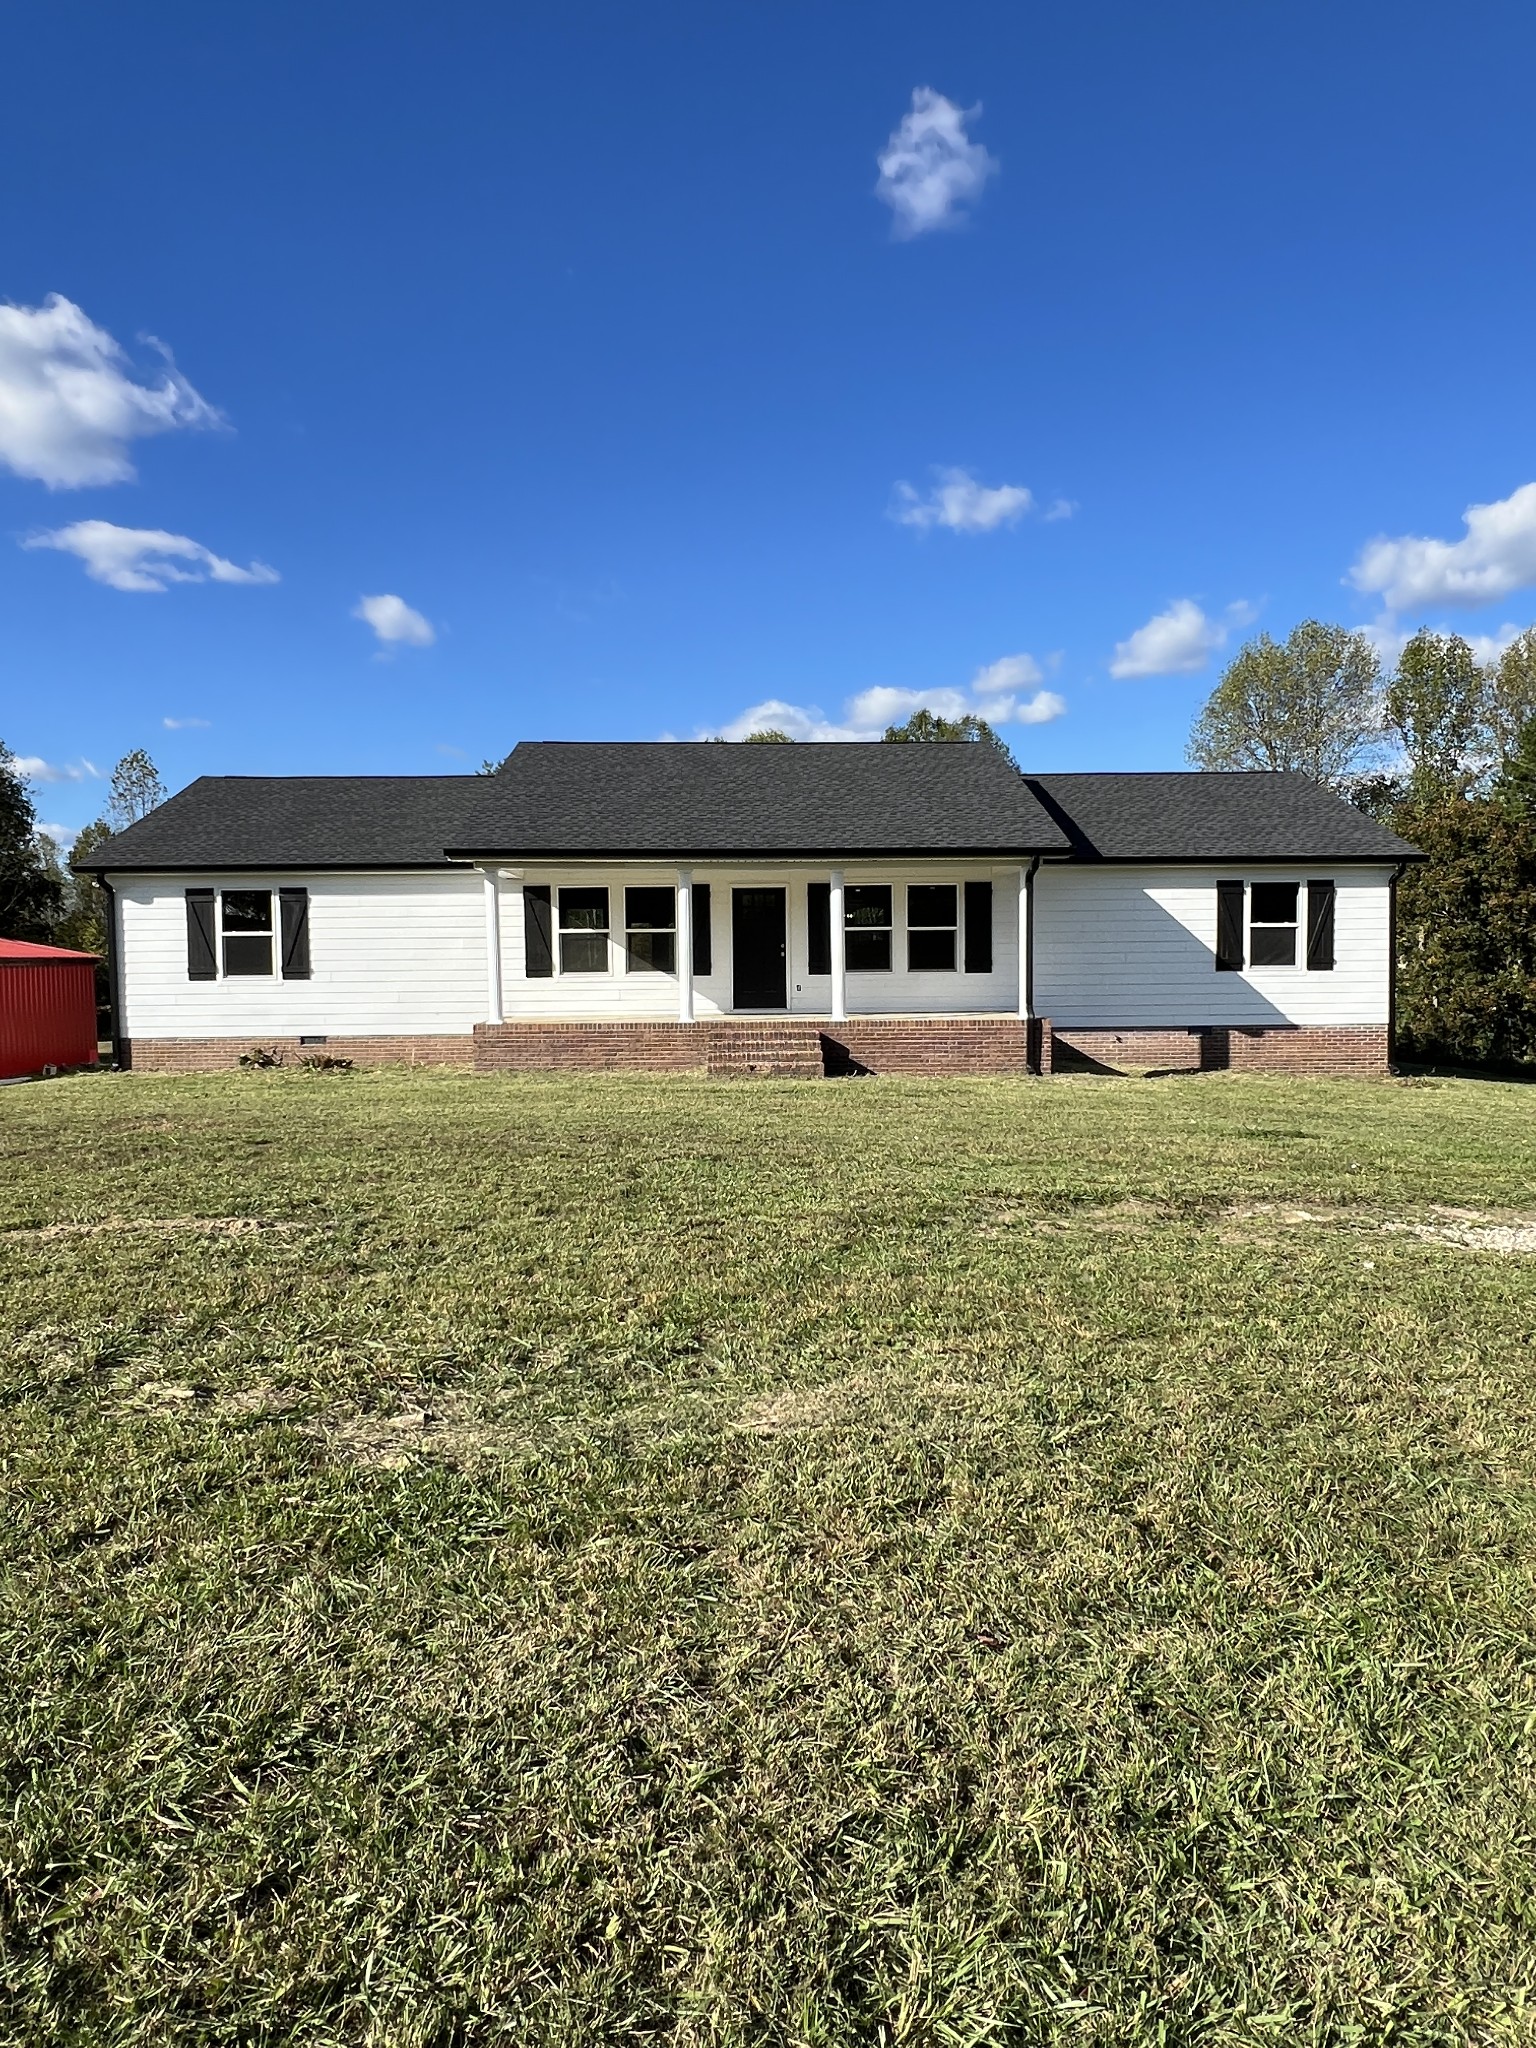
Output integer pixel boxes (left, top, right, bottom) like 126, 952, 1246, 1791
5, 1, 1536, 843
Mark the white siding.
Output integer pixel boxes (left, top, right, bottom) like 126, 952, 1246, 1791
1033, 865, 1393, 1028
501, 866, 1018, 1019
116, 870, 486, 1037
113, 859, 1396, 1039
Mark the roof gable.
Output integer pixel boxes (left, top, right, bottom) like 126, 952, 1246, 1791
1027, 771, 1419, 863
454, 741, 1071, 858
75, 776, 485, 873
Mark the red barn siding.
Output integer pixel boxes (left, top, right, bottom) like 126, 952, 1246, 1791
0, 942, 99, 1078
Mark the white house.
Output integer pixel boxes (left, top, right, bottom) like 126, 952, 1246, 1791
79, 741, 1419, 1077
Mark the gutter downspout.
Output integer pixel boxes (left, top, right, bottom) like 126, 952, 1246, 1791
1023, 856, 1041, 1021
98, 875, 123, 1069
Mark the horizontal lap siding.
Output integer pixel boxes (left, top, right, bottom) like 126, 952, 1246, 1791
117, 871, 485, 1038
500, 867, 1020, 1018
1034, 865, 1392, 1029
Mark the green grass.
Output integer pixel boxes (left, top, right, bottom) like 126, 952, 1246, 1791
3, 1068, 1536, 2046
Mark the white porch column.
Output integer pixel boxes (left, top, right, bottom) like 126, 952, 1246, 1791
676, 868, 694, 1023
482, 866, 504, 1025
1017, 864, 1030, 1019
829, 868, 847, 1023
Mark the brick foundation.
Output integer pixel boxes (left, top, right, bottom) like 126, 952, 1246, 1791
1050, 1025, 1390, 1078
820, 1018, 1039, 1076
120, 1035, 475, 1073
118, 1019, 1389, 1079
473, 1021, 712, 1074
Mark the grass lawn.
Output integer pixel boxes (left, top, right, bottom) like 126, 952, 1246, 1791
4, 1068, 1536, 2046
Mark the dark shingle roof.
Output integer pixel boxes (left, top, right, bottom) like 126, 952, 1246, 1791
74, 777, 484, 872
451, 741, 1072, 857
1026, 771, 1419, 863
77, 752, 1420, 872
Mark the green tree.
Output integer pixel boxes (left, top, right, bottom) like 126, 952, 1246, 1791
1187, 622, 1381, 785
58, 819, 114, 956
1392, 788, 1536, 1067
0, 744, 64, 942
883, 709, 1013, 758
1487, 628, 1536, 765
1383, 629, 1488, 799
107, 748, 167, 828
742, 729, 794, 743
1495, 714, 1536, 818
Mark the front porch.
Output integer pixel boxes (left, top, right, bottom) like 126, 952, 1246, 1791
471, 1015, 1050, 1077
478, 861, 1040, 1027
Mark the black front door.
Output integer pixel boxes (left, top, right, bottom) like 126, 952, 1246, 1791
732, 887, 787, 1009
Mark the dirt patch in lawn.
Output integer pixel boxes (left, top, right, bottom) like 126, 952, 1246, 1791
6, 1215, 300, 1244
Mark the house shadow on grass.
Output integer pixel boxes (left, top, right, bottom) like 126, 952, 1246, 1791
1051, 1028, 1268, 1079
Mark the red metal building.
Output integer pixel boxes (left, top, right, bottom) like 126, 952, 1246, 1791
0, 939, 100, 1079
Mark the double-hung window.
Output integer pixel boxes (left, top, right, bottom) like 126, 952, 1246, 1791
625, 887, 676, 973
844, 885, 892, 971
222, 890, 275, 976
185, 887, 311, 980
906, 885, 958, 971
559, 887, 610, 973
1248, 882, 1299, 966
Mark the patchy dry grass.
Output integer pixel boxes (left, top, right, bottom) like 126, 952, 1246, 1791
3, 1067, 1536, 2044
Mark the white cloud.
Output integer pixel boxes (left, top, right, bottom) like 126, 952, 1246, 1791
1110, 599, 1228, 679
353, 593, 435, 648
37, 821, 76, 853
0, 294, 220, 488
875, 88, 998, 238
713, 657, 1065, 742
891, 467, 1033, 533
1350, 482, 1536, 613
1043, 498, 1078, 523
1354, 614, 1410, 667
162, 715, 211, 730
1357, 613, 1526, 669
2, 752, 101, 784
23, 520, 278, 593
971, 652, 1044, 696
1467, 623, 1524, 665
1013, 690, 1067, 725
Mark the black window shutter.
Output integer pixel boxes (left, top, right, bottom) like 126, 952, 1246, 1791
1306, 879, 1336, 971
964, 880, 993, 973
807, 882, 831, 976
692, 882, 712, 975
279, 888, 311, 979
523, 886, 553, 976
185, 889, 216, 980
1215, 880, 1245, 971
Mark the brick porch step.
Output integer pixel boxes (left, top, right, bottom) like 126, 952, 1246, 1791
705, 1020, 826, 1079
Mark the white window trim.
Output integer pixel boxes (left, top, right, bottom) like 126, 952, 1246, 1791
555, 883, 615, 979
1248, 880, 1301, 970
219, 886, 278, 981
844, 882, 894, 974
623, 884, 679, 977
905, 883, 959, 974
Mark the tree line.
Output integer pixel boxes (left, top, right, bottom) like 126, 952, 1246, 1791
0, 748, 166, 961
1189, 622, 1536, 1068
5, 657, 1532, 1071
